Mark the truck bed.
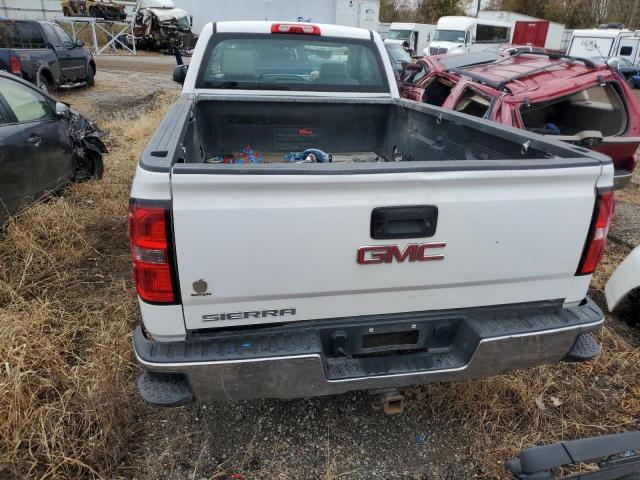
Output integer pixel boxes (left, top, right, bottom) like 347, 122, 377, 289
181, 97, 560, 166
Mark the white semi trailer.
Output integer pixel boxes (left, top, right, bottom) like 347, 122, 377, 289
172, 0, 380, 36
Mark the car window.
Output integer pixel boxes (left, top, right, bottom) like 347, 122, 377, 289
0, 21, 46, 48
0, 77, 53, 122
41, 23, 61, 47
454, 88, 491, 118
475, 24, 511, 44
53, 24, 74, 48
0, 102, 10, 125
619, 46, 633, 56
520, 83, 627, 137
422, 75, 456, 106
408, 64, 428, 84
16, 22, 47, 48
386, 44, 411, 63
197, 34, 388, 93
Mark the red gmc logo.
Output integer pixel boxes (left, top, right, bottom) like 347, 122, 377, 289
357, 242, 446, 264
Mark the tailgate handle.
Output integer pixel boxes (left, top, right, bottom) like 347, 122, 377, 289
371, 206, 438, 239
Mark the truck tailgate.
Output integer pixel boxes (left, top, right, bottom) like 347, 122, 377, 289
171, 164, 602, 331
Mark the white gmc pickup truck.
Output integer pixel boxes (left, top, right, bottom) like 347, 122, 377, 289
130, 21, 614, 406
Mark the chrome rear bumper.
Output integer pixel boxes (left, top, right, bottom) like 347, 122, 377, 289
134, 298, 604, 403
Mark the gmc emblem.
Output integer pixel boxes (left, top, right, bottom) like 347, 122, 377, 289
357, 242, 446, 264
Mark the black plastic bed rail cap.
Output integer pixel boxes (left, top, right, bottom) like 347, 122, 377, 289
506, 430, 640, 480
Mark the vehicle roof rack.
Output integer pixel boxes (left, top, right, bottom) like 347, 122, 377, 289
447, 68, 510, 92
449, 51, 597, 94
509, 50, 597, 68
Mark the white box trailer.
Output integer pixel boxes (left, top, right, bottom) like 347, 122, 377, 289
478, 10, 565, 50
384, 22, 435, 56
0, 0, 60, 21
172, 0, 380, 36
567, 28, 640, 65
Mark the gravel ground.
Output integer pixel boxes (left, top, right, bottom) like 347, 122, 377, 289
59, 56, 640, 480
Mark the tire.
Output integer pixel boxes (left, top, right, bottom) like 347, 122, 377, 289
63, 7, 70, 16
85, 63, 95, 87
88, 6, 98, 18
74, 153, 103, 182
36, 71, 52, 93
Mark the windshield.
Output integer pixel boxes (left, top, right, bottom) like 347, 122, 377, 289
433, 30, 465, 43
196, 34, 388, 93
386, 44, 411, 63
175, 15, 191, 30
388, 30, 411, 41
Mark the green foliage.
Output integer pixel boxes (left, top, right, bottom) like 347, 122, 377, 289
487, 0, 640, 29
380, 0, 467, 23
381, 0, 640, 29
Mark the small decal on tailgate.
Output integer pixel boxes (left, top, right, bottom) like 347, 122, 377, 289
191, 279, 212, 297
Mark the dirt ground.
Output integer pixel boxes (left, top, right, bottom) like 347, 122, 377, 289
2, 55, 639, 480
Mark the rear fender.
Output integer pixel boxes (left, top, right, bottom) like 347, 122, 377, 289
36, 65, 55, 87
605, 246, 640, 311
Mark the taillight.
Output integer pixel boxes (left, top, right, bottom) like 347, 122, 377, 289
271, 23, 321, 35
9, 55, 21, 76
128, 200, 178, 304
577, 190, 615, 275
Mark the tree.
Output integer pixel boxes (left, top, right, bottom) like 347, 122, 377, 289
415, 0, 466, 23
380, 0, 468, 23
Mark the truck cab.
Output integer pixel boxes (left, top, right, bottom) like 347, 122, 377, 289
426, 16, 511, 56
385, 22, 434, 57
0, 19, 95, 91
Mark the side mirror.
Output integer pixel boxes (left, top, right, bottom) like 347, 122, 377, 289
75, 38, 85, 48
173, 64, 188, 84
399, 63, 421, 82
55, 102, 71, 119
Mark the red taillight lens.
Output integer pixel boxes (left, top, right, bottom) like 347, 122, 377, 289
271, 23, 321, 35
577, 190, 615, 275
128, 200, 177, 303
9, 55, 21, 76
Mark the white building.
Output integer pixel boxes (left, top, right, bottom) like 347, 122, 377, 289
0, 0, 60, 20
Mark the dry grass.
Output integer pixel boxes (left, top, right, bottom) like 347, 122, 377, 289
616, 169, 640, 206
0, 91, 177, 479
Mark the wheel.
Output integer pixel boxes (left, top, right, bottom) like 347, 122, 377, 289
36, 72, 51, 93
88, 6, 98, 17
85, 63, 95, 87
74, 152, 103, 181
63, 7, 70, 16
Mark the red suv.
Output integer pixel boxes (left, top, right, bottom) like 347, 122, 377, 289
399, 50, 640, 188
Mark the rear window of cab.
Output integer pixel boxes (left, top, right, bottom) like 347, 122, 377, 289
196, 33, 389, 93
0, 21, 47, 49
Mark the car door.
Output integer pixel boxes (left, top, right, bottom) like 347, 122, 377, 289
399, 62, 430, 101
0, 96, 37, 221
0, 75, 74, 201
51, 23, 86, 81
